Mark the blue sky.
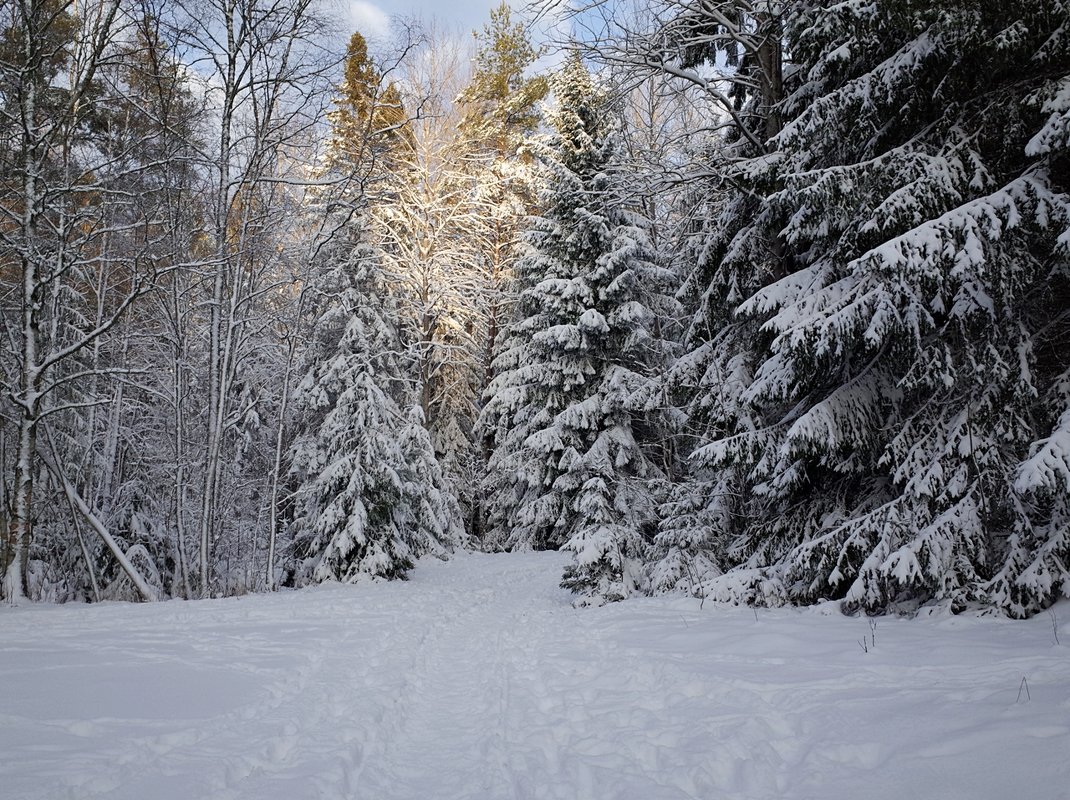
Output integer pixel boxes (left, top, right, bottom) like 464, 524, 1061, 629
340, 0, 514, 39
331, 0, 574, 78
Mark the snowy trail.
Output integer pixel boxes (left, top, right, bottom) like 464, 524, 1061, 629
2, 552, 1069, 800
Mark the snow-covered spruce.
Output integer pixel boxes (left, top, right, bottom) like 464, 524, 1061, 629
481, 55, 674, 603
645, 0, 790, 596
289, 230, 464, 585
663, 0, 1070, 616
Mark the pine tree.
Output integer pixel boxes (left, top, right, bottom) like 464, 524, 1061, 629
483, 55, 673, 603
457, 1, 548, 153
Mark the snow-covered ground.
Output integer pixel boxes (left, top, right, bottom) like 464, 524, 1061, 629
1, 551, 1068, 800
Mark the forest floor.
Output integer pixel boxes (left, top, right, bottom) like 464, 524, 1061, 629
1, 551, 1068, 800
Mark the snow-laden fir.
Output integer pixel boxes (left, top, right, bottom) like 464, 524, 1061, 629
480, 56, 675, 603
647, 0, 1070, 616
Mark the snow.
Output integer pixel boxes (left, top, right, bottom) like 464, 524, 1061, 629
2, 551, 1069, 800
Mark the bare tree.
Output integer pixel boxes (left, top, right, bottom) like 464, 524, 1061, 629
0, 0, 182, 601
169, 0, 334, 596
537, 0, 787, 150
377, 33, 476, 414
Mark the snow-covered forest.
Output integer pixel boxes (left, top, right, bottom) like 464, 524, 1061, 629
1, 0, 1068, 619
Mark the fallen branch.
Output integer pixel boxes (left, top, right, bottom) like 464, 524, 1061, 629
58, 476, 158, 603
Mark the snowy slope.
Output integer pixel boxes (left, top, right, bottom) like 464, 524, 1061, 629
1, 551, 1068, 800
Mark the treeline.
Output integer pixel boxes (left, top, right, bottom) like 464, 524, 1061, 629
1, 0, 1067, 618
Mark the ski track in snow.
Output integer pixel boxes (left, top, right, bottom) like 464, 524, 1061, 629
1, 551, 1069, 800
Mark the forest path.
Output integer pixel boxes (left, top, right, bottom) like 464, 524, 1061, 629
2, 551, 1069, 799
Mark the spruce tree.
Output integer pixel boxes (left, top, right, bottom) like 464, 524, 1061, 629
290, 237, 416, 583
646, 2, 789, 596
290, 230, 464, 584
672, 0, 1070, 615
483, 55, 673, 603
327, 31, 413, 174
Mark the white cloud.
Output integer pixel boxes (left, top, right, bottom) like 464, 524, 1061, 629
346, 0, 391, 39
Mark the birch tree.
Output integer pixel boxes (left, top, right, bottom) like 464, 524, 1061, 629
370, 35, 483, 516
0, 0, 181, 601
171, 0, 332, 596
